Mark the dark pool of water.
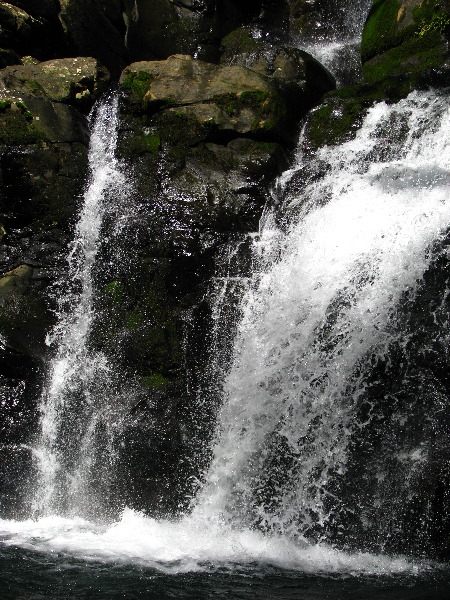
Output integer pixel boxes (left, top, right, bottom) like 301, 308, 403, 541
1, 545, 449, 600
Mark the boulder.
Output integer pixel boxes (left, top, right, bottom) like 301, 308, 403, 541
361, 0, 450, 86
220, 27, 336, 112
0, 57, 110, 110
120, 53, 334, 144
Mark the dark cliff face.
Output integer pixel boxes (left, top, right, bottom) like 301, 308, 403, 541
0, 0, 448, 557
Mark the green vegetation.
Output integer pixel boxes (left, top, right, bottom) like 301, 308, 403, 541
143, 134, 160, 153
0, 100, 11, 111
361, 0, 403, 64
125, 132, 161, 156
361, 0, 449, 84
415, 8, 450, 36
0, 110, 46, 145
362, 32, 444, 83
211, 89, 283, 133
125, 310, 142, 331
24, 79, 45, 94
305, 98, 371, 150
122, 71, 154, 100
220, 28, 265, 61
15, 101, 33, 121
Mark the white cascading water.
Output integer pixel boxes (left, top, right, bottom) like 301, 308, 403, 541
300, 0, 374, 85
191, 89, 450, 541
31, 94, 127, 518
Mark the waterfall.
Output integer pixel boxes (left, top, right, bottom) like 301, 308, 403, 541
0, 88, 448, 577
301, 0, 374, 85
192, 89, 449, 552
32, 94, 127, 519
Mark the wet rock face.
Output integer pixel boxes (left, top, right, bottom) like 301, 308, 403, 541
0, 0, 67, 61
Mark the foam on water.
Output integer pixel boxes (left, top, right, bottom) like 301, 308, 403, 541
0, 511, 431, 575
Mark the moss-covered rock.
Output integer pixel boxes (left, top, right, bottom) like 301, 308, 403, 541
361, 0, 450, 85
0, 100, 46, 145
220, 27, 267, 66
304, 87, 381, 150
0, 57, 110, 111
120, 53, 334, 145
120, 55, 289, 142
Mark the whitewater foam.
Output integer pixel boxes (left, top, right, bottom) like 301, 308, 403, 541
0, 510, 431, 576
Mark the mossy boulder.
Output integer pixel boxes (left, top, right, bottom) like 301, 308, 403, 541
361, 0, 450, 85
220, 29, 336, 117
120, 55, 286, 138
0, 99, 47, 145
0, 57, 110, 111
120, 53, 334, 144
220, 27, 268, 67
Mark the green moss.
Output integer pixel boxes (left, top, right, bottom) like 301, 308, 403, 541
220, 28, 265, 61
126, 132, 161, 156
122, 72, 154, 100
361, 0, 446, 64
361, 0, 448, 85
362, 29, 445, 83
361, 0, 403, 64
240, 90, 269, 104
211, 89, 284, 133
0, 111, 46, 145
24, 79, 45, 94
140, 373, 170, 388
15, 101, 33, 121
211, 92, 240, 116
0, 100, 11, 111
144, 134, 160, 153
306, 98, 371, 150
104, 280, 124, 302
